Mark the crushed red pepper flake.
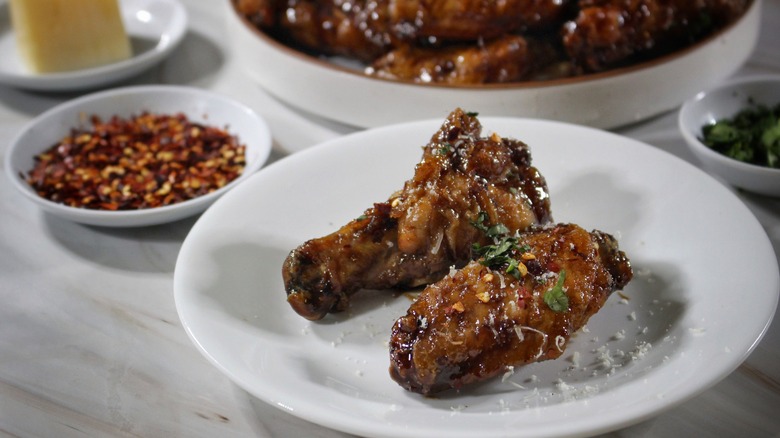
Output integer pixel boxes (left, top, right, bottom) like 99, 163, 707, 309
24, 112, 246, 211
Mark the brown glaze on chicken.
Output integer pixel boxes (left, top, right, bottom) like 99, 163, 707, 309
235, 0, 750, 84
386, 0, 574, 41
389, 223, 632, 395
278, 0, 395, 62
236, 0, 392, 62
283, 109, 552, 320
367, 35, 562, 84
562, 0, 751, 72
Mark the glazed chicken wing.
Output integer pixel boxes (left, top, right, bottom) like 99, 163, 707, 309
239, 0, 573, 63
367, 35, 560, 84
386, 0, 574, 41
562, 0, 750, 72
283, 109, 552, 320
389, 223, 632, 395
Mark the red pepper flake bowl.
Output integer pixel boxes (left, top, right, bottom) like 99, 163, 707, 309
5, 85, 272, 227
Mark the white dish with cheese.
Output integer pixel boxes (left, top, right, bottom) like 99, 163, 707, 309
0, 0, 187, 91
10, 0, 132, 74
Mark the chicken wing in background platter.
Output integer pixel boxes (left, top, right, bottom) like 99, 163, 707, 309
236, 0, 750, 84
367, 35, 562, 84
562, 0, 751, 72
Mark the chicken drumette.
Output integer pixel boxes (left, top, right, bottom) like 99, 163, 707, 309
236, 0, 573, 65
367, 35, 562, 84
390, 222, 632, 395
562, 0, 750, 72
282, 109, 552, 321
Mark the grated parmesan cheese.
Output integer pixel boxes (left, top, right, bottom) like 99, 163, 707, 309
688, 327, 706, 336
496, 271, 506, 288
569, 351, 581, 368
513, 325, 548, 358
555, 335, 566, 352
501, 366, 515, 382
629, 341, 652, 361
430, 231, 444, 255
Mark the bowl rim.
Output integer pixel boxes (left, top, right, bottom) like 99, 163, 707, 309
4, 84, 272, 226
678, 74, 780, 175
228, 0, 759, 91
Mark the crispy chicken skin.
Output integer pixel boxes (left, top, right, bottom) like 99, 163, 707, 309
277, 0, 394, 62
235, 0, 278, 28
240, 0, 572, 57
386, 0, 574, 41
283, 109, 552, 320
389, 223, 632, 395
562, 0, 750, 72
236, 0, 394, 62
367, 35, 561, 85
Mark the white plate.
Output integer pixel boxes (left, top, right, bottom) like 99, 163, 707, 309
174, 118, 778, 437
5, 85, 272, 227
0, 0, 187, 91
227, 0, 760, 129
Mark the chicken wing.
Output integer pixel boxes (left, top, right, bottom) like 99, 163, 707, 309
389, 222, 632, 395
242, 0, 574, 63
283, 109, 552, 321
273, 0, 394, 62
386, 0, 574, 41
367, 35, 561, 84
562, 0, 750, 72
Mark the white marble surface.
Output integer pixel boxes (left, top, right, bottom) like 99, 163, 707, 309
1, 1, 779, 437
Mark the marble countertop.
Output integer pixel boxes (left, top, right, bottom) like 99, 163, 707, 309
1, 1, 779, 437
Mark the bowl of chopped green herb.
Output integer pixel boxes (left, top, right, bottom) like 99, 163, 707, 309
679, 75, 780, 197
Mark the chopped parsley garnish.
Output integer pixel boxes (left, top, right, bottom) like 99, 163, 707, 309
436, 143, 452, 155
700, 101, 780, 168
471, 212, 569, 312
470, 211, 508, 239
505, 258, 527, 279
470, 212, 529, 279
543, 270, 568, 312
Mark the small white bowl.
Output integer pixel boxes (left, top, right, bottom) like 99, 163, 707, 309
5, 85, 272, 227
678, 75, 780, 198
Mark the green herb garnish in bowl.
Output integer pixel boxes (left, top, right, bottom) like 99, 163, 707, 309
700, 101, 780, 168
679, 76, 780, 198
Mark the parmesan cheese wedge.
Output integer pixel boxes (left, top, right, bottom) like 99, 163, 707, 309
9, 0, 132, 73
